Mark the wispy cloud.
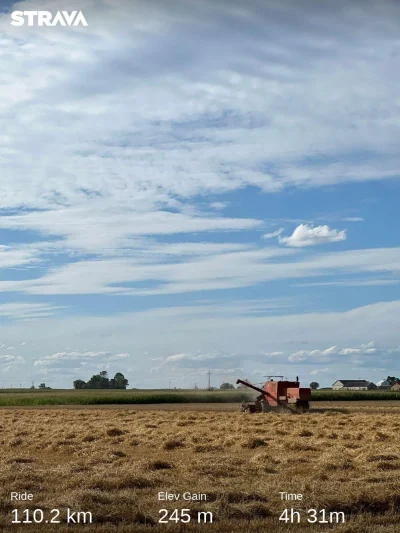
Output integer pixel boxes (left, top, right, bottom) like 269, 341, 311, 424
2, 246, 399, 297
0, 303, 64, 320
296, 279, 399, 287
262, 228, 284, 240
342, 217, 364, 222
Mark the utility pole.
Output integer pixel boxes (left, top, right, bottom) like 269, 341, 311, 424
207, 370, 211, 390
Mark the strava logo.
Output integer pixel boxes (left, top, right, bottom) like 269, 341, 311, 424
11, 11, 88, 27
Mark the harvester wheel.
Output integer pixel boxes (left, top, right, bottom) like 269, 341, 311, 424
297, 401, 310, 413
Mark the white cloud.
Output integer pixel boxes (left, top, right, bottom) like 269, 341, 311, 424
2, 245, 399, 297
164, 351, 236, 363
31, 350, 131, 385
262, 228, 284, 240
342, 217, 364, 222
0, 303, 64, 320
0, 354, 24, 376
0, 210, 260, 255
0, 298, 398, 386
0, 354, 22, 362
279, 224, 347, 247
164, 353, 188, 363
0, 245, 39, 269
157, 338, 398, 373
209, 202, 228, 210
288, 341, 389, 363
34, 350, 130, 366
310, 368, 329, 376
295, 279, 400, 287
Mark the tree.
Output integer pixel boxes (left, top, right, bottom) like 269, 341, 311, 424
39, 383, 47, 389
220, 382, 235, 390
86, 373, 110, 389
310, 382, 319, 390
73, 379, 87, 389
386, 376, 400, 386
113, 372, 128, 389
236, 379, 250, 390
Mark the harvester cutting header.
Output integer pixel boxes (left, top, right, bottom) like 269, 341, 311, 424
237, 376, 311, 413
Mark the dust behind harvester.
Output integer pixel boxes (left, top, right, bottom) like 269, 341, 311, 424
237, 376, 311, 413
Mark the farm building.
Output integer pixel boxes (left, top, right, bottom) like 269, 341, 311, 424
392, 382, 400, 391
376, 379, 391, 389
332, 380, 377, 391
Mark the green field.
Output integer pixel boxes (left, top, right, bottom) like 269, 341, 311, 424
0, 388, 399, 406
0, 389, 251, 406
312, 389, 400, 401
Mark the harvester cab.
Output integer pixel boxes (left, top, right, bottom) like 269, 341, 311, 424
237, 376, 311, 413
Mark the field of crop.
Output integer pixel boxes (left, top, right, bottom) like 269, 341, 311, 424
1, 403, 399, 532
0, 390, 252, 406
0, 388, 399, 406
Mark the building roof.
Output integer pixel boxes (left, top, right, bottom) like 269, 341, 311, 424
376, 379, 390, 386
333, 380, 372, 387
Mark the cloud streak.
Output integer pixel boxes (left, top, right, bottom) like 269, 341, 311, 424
1, 245, 399, 296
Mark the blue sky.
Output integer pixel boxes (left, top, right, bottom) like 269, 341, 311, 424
0, 0, 399, 388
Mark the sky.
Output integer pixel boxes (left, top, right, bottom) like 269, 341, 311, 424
0, 0, 399, 389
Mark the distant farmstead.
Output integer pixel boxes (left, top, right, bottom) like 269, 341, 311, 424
376, 379, 391, 389
392, 382, 400, 391
332, 380, 377, 391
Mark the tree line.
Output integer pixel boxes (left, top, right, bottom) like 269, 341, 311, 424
73, 371, 128, 389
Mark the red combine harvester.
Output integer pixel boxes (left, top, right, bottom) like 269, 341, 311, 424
237, 376, 311, 413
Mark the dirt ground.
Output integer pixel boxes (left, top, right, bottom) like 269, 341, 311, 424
1, 402, 399, 532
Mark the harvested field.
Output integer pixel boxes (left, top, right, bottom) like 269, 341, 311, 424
1, 400, 400, 412
1, 404, 399, 532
